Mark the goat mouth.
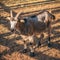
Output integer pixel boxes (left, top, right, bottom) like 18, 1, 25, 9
10, 29, 21, 35
10, 29, 15, 32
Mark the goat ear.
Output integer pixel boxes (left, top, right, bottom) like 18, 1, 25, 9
6, 17, 11, 20
20, 19, 25, 23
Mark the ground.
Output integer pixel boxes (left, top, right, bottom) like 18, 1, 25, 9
0, 1, 60, 60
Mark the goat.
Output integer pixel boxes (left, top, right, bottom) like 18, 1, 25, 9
7, 10, 55, 57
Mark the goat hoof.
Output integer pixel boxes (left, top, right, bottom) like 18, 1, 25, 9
37, 42, 41, 47
48, 43, 52, 47
22, 49, 27, 53
30, 52, 36, 57
0, 53, 2, 57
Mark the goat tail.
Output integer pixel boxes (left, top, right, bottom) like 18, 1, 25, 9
49, 13, 55, 20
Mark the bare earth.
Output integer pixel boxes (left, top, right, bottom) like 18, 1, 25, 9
0, 1, 60, 60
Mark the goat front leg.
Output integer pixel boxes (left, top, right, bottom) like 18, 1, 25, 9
29, 43, 36, 57
28, 35, 36, 57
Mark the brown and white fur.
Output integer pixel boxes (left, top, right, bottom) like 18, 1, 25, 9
7, 10, 55, 57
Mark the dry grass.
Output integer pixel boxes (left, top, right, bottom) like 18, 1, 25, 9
0, 1, 60, 60
0, 0, 46, 6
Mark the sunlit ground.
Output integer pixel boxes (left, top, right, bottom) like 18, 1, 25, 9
0, 1, 60, 60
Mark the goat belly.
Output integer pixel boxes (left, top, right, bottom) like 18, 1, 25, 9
34, 22, 46, 33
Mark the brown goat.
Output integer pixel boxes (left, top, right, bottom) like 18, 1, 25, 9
7, 10, 55, 57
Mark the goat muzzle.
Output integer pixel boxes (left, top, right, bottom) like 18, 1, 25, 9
10, 29, 15, 32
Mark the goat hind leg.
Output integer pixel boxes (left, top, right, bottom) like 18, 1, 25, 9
36, 33, 44, 47
22, 40, 28, 53
47, 24, 52, 47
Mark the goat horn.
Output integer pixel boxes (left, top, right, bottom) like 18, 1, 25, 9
15, 11, 22, 20
10, 10, 13, 18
